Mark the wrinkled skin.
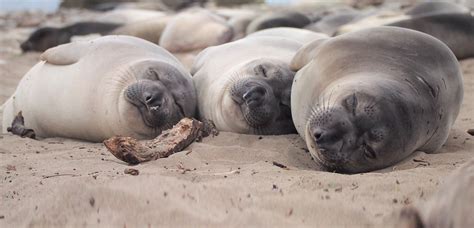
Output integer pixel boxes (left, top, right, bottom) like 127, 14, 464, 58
124, 64, 190, 133
305, 90, 409, 173
228, 59, 296, 135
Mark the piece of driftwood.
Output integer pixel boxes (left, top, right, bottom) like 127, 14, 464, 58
7, 111, 36, 139
104, 118, 217, 164
124, 168, 139, 176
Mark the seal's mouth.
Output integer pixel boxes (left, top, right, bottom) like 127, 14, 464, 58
141, 106, 167, 128
305, 123, 352, 173
124, 80, 177, 130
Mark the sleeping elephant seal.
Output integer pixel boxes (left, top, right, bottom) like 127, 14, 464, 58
388, 13, 474, 60
96, 9, 166, 24
405, 1, 469, 17
20, 22, 122, 52
246, 11, 311, 34
227, 13, 258, 40
109, 16, 172, 44
304, 11, 362, 36
248, 27, 329, 44
3, 35, 196, 142
395, 159, 474, 228
290, 27, 463, 173
191, 30, 323, 135
159, 8, 233, 53
335, 10, 409, 35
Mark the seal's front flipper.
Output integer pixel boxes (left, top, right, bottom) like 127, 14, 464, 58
7, 111, 36, 139
39, 41, 88, 65
290, 38, 328, 71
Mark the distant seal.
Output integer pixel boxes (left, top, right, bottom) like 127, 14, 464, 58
396, 159, 474, 228
110, 16, 172, 44
227, 13, 258, 40
20, 22, 121, 52
96, 9, 166, 24
290, 27, 463, 173
191, 31, 321, 134
212, 8, 258, 40
335, 10, 409, 34
159, 9, 233, 53
388, 13, 474, 60
248, 27, 328, 44
3, 35, 196, 142
405, 1, 469, 17
246, 11, 311, 34
304, 11, 362, 36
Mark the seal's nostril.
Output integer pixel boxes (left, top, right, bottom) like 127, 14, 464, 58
242, 85, 266, 104
243, 91, 251, 100
313, 129, 324, 142
144, 92, 154, 104
315, 132, 322, 140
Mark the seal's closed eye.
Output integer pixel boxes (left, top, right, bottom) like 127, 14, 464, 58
342, 93, 358, 116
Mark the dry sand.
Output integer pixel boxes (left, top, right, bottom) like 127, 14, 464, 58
0, 9, 473, 228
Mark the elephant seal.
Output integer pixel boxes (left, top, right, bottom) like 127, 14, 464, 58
388, 13, 474, 60
248, 27, 329, 44
110, 16, 172, 44
336, 10, 409, 35
20, 22, 122, 52
159, 9, 233, 53
3, 35, 196, 142
290, 27, 463, 173
191, 31, 322, 134
304, 11, 362, 36
96, 9, 166, 24
227, 13, 258, 40
405, 1, 469, 17
246, 11, 311, 34
395, 159, 474, 228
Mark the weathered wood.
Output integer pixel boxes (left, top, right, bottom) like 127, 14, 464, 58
104, 118, 216, 164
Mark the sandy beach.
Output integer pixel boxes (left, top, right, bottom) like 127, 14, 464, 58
1, 7, 473, 227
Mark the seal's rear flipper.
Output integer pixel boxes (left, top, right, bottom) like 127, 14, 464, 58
40, 41, 88, 65
395, 206, 425, 228
7, 111, 36, 139
290, 38, 328, 71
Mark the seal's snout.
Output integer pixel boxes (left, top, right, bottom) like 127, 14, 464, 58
143, 91, 163, 110
242, 85, 266, 107
310, 126, 346, 160
307, 107, 357, 168
311, 127, 343, 145
20, 41, 31, 52
125, 80, 171, 128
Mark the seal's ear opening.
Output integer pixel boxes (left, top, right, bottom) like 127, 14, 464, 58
395, 206, 425, 228
290, 38, 328, 71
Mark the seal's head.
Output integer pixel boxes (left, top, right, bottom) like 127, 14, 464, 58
21, 27, 70, 52
122, 60, 195, 136
226, 59, 296, 135
305, 89, 413, 173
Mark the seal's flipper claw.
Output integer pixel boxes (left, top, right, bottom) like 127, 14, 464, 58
7, 111, 36, 139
